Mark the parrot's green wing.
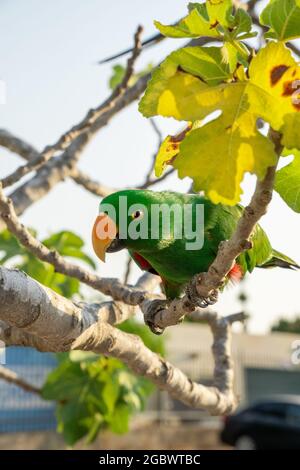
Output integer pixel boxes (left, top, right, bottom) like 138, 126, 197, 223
260, 249, 300, 270
129, 250, 185, 298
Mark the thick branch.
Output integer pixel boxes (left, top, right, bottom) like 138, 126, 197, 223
0, 266, 243, 414
0, 273, 156, 351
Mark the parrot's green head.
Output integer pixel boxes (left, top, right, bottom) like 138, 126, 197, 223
92, 189, 188, 262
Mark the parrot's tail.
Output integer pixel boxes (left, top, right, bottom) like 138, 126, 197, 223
261, 249, 300, 270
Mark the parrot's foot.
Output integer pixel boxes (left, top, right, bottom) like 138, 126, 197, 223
185, 275, 218, 308
143, 299, 169, 335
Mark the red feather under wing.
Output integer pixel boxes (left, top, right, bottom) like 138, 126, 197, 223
228, 263, 244, 283
131, 252, 159, 275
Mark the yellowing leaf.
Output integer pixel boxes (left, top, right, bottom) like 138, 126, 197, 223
173, 87, 276, 204
247, 42, 300, 130
155, 122, 201, 177
154, 7, 221, 39
141, 42, 300, 204
154, 2, 256, 42
281, 113, 300, 149
139, 46, 232, 119
206, 0, 233, 27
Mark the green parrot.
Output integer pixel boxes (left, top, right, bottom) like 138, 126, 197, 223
92, 189, 299, 301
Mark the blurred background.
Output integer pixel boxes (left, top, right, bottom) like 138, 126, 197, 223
0, 0, 300, 450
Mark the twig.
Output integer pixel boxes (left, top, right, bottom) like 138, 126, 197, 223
0, 130, 39, 161
0, 364, 41, 395
98, 31, 164, 64
0, 129, 172, 199
71, 169, 116, 197
0, 35, 220, 226
149, 118, 163, 142
123, 256, 133, 284
0, 73, 151, 233
0, 26, 143, 190
140, 118, 164, 185
139, 168, 174, 190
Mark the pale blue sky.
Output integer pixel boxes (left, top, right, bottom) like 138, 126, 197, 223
1, 0, 300, 334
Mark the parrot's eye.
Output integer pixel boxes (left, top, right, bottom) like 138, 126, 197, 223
131, 210, 143, 220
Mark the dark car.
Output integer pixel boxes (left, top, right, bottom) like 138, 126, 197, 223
221, 395, 300, 449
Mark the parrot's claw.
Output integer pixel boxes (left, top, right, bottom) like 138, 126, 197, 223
144, 299, 169, 335
185, 275, 218, 309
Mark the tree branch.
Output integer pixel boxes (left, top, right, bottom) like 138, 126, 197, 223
0, 266, 244, 414
0, 26, 143, 190
0, 129, 39, 161
71, 169, 116, 197
0, 71, 150, 232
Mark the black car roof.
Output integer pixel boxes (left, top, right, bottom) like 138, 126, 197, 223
252, 395, 300, 407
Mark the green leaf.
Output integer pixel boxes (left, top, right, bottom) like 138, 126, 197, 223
260, 0, 300, 41
231, 8, 253, 38
109, 404, 130, 434
108, 63, 154, 91
82, 413, 104, 444
102, 377, 120, 415
43, 231, 83, 249
42, 360, 86, 401
109, 64, 126, 90
56, 401, 89, 445
0, 228, 96, 297
43, 231, 96, 269
0, 229, 26, 263
188, 2, 209, 16
275, 150, 300, 212
165, 46, 231, 85
140, 41, 300, 204
42, 334, 158, 446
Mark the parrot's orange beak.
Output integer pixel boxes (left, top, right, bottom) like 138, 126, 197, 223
92, 213, 118, 262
